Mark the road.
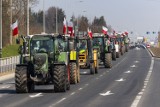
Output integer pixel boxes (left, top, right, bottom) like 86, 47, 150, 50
0, 47, 157, 107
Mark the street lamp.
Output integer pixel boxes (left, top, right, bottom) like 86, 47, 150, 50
0, 0, 2, 58
43, 0, 45, 33
27, 0, 29, 36
56, 6, 58, 34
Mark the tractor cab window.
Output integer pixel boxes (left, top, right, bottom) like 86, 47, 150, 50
79, 40, 87, 50
30, 37, 53, 54
56, 38, 67, 52
93, 38, 102, 46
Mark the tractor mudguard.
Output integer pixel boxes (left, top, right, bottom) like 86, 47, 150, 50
70, 51, 77, 61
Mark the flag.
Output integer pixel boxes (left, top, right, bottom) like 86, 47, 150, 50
102, 26, 108, 35
11, 20, 18, 36
88, 28, 92, 38
67, 21, 73, 36
63, 17, 67, 34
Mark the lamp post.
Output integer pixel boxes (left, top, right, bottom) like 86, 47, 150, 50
10, 0, 12, 44
27, 0, 29, 36
43, 0, 45, 33
55, 0, 58, 34
0, 0, 2, 58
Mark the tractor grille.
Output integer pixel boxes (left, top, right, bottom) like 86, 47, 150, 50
34, 54, 47, 68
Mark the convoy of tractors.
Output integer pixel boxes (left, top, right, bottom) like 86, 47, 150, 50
15, 31, 130, 93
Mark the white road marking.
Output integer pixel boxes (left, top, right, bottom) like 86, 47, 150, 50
100, 91, 114, 96
125, 70, 131, 73
130, 65, 136, 68
85, 83, 89, 86
131, 57, 154, 107
78, 88, 83, 90
100, 75, 103, 77
134, 61, 139, 63
56, 98, 66, 104
29, 93, 43, 98
70, 92, 75, 96
96, 77, 99, 80
115, 78, 125, 82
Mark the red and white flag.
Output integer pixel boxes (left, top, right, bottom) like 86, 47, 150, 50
63, 17, 67, 34
67, 21, 73, 36
102, 26, 108, 35
11, 20, 18, 36
88, 28, 92, 38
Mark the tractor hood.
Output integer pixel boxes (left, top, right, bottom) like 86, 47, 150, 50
79, 49, 86, 54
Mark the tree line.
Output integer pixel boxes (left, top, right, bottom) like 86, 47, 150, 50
2, 0, 112, 47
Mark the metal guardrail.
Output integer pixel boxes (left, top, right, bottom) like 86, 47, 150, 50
0, 56, 20, 73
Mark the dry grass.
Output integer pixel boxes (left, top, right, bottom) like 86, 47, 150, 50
149, 47, 160, 57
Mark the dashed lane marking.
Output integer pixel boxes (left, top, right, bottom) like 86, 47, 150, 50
124, 70, 132, 73
131, 57, 154, 107
115, 78, 125, 82
130, 65, 136, 68
70, 92, 76, 96
78, 88, 83, 90
29, 93, 43, 98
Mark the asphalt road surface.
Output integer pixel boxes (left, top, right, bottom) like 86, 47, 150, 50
0, 47, 157, 107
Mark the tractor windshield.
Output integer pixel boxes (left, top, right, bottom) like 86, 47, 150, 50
93, 37, 102, 46
79, 39, 87, 50
30, 36, 53, 54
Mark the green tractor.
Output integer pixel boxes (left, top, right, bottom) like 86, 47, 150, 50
92, 33, 112, 68
66, 35, 80, 84
15, 34, 70, 93
78, 34, 99, 74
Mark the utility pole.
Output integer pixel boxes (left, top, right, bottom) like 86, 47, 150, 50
56, 6, 58, 34
0, 0, 2, 58
43, 0, 45, 33
10, 0, 12, 44
27, 0, 29, 36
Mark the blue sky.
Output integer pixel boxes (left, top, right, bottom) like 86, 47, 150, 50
32, 0, 160, 41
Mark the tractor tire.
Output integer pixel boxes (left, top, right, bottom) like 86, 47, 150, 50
77, 66, 80, 83
15, 66, 34, 93
66, 65, 70, 90
116, 52, 120, 58
104, 53, 112, 68
53, 65, 67, 92
90, 63, 95, 74
121, 48, 124, 55
126, 45, 129, 52
112, 50, 116, 61
69, 62, 77, 84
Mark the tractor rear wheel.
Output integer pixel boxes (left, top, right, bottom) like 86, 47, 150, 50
53, 65, 66, 92
112, 50, 116, 61
104, 53, 112, 68
15, 66, 34, 93
116, 52, 120, 58
69, 62, 77, 84
77, 66, 80, 83
90, 63, 95, 74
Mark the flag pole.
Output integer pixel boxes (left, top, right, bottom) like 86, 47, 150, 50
10, 0, 12, 44
0, 0, 2, 58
